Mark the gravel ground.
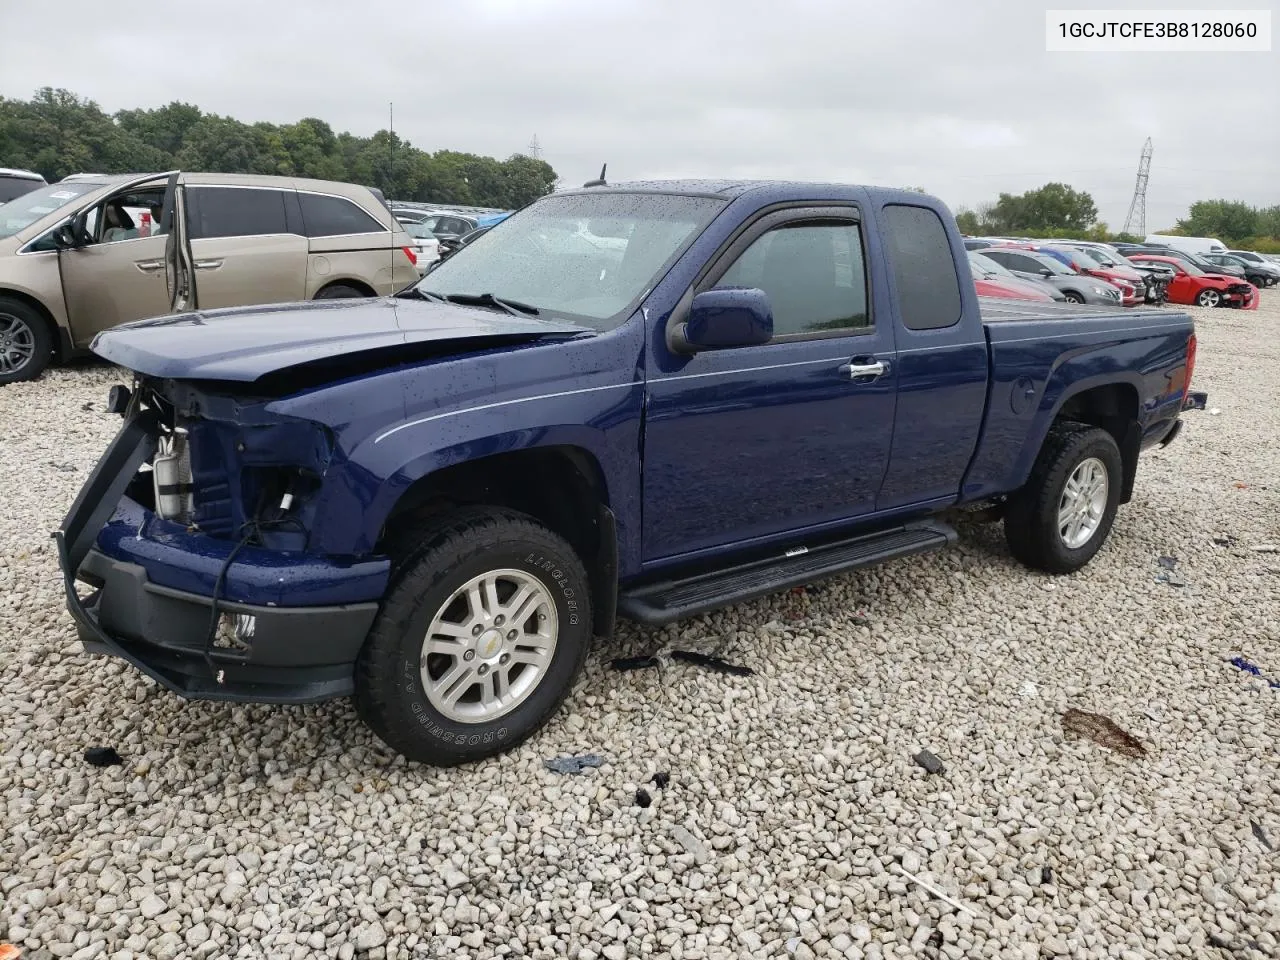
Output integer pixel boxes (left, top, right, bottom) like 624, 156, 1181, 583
3, 295, 1278, 960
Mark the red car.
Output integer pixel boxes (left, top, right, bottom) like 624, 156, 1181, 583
1126, 254, 1258, 309
974, 277, 1055, 301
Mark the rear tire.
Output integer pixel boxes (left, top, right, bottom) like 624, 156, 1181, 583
1196, 288, 1221, 308
316, 284, 368, 300
355, 508, 592, 765
0, 296, 54, 385
1004, 423, 1123, 574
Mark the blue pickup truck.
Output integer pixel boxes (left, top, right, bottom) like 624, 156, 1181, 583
56, 179, 1201, 764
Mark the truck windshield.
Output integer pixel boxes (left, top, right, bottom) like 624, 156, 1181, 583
0, 182, 99, 239
415, 192, 726, 330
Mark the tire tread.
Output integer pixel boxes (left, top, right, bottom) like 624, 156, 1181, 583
355, 507, 591, 764
1004, 422, 1121, 574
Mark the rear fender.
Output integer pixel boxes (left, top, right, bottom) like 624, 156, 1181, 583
1010, 371, 1144, 491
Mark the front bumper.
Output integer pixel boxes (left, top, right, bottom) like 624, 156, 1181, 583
72, 549, 377, 702
54, 411, 385, 704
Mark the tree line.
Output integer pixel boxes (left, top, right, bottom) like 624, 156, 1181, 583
0, 87, 559, 210
951, 182, 1280, 252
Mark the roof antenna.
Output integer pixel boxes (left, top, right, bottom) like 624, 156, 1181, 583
583, 163, 607, 188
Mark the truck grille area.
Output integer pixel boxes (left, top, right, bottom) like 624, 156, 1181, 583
182, 420, 237, 537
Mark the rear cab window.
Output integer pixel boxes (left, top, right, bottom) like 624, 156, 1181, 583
882, 204, 963, 331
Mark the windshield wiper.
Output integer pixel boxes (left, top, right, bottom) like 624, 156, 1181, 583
438, 292, 540, 317
397, 286, 448, 304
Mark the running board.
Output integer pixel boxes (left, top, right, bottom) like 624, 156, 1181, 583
619, 520, 957, 625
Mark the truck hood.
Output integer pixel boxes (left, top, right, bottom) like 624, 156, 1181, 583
91, 297, 592, 382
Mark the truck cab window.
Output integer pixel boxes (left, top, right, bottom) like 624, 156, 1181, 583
715, 221, 868, 336
883, 204, 962, 331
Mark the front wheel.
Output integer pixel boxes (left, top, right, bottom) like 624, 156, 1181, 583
1063, 291, 1085, 304
355, 508, 592, 765
1004, 423, 1123, 574
1196, 288, 1221, 308
0, 297, 54, 385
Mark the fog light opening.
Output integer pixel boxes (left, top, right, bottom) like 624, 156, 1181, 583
213, 613, 256, 652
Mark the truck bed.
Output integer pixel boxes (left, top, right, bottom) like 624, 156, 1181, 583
978, 296, 1172, 324
965, 297, 1196, 503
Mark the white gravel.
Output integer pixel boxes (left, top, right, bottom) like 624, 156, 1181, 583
3, 295, 1279, 960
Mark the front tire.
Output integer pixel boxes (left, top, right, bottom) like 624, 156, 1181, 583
1063, 291, 1085, 304
0, 297, 54, 385
355, 508, 592, 765
1004, 423, 1123, 574
1196, 288, 1221, 308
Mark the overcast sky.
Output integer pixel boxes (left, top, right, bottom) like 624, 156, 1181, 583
3, 0, 1276, 230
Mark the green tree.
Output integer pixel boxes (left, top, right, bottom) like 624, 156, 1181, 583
954, 208, 981, 235
987, 182, 1098, 233
0, 87, 558, 209
1176, 200, 1260, 244
115, 101, 203, 156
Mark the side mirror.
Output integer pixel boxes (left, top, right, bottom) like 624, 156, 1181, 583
51, 222, 82, 250
675, 288, 773, 353
1040, 268, 1054, 278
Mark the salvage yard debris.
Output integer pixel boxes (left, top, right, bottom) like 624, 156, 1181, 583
1227, 656, 1280, 689
543, 754, 604, 775
1060, 708, 1146, 758
1251, 821, 1274, 851
891, 863, 981, 917
670, 650, 754, 676
610, 654, 660, 672
83, 746, 123, 767
913, 749, 946, 775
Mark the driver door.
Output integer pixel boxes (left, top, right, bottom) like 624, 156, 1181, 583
58, 173, 176, 348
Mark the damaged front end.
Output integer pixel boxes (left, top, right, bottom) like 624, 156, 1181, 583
53, 377, 389, 703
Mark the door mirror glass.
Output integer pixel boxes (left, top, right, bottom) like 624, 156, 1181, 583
51, 221, 83, 250
678, 288, 773, 352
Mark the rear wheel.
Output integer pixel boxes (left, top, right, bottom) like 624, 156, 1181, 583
355, 508, 592, 765
316, 283, 367, 300
1004, 423, 1123, 574
0, 297, 53, 385
1196, 288, 1221, 308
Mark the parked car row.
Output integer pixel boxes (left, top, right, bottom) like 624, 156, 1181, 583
964, 234, 1267, 309
0, 171, 420, 384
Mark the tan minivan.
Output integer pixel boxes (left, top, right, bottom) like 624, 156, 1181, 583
0, 171, 420, 383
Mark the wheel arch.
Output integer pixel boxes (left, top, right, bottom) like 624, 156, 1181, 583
374, 442, 618, 638
1017, 378, 1142, 505
315, 278, 377, 298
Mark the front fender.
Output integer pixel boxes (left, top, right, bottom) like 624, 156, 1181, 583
307, 383, 644, 557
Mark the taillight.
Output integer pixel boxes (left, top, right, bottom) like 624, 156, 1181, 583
1184, 332, 1197, 399
401, 245, 417, 266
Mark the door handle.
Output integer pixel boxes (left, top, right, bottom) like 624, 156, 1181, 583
838, 359, 888, 381
135, 259, 164, 272
193, 259, 223, 270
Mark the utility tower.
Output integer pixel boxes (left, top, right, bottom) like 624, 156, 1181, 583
1122, 138, 1152, 237
527, 135, 542, 160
